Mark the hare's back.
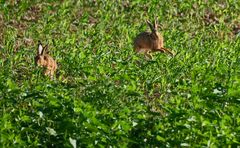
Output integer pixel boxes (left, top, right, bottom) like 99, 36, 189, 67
134, 32, 152, 43
134, 32, 152, 50
44, 55, 57, 70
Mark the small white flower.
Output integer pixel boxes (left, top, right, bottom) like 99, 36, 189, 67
181, 143, 190, 147
38, 111, 43, 118
132, 121, 138, 127
213, 88, 222, 94
69, 137, 77, 148
46, 127, 57, 136
187, 116, 196, 122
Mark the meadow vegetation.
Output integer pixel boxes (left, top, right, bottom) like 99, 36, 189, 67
1, 0, 240, 147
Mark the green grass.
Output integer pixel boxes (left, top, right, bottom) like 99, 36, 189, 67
1, 0, 240, 147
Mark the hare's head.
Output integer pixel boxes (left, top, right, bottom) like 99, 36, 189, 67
35, 41, 48, 67
147, 19, 162, 40
146, 19, 164, 51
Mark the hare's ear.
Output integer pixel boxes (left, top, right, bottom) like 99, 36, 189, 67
146, 20, 156, 33
43, 44, 50, 54
154, 17, 163, 30
154, 19, 158, 30
38, 41, 44, 55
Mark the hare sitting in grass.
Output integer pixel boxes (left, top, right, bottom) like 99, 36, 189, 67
35, 41, 57, 78
134, 19, 174, 59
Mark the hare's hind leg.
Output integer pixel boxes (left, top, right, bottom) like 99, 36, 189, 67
154, 48, 165, 53
161, 47, 174, 56
145, 50, 153, 60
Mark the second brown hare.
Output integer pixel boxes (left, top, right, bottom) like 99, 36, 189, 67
35, 41, 57, 78
134, 19, 174, 59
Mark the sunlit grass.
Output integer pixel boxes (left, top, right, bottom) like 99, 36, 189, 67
1, 0, 240, 147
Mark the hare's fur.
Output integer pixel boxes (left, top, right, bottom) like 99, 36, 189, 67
35, 41, 57, 77
134, 20, 173, 59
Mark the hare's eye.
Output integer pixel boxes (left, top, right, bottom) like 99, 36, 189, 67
44, 56, 48, 60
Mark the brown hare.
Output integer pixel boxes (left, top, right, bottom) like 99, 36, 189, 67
35, 41, 57, 78
134, 19, 174, 59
